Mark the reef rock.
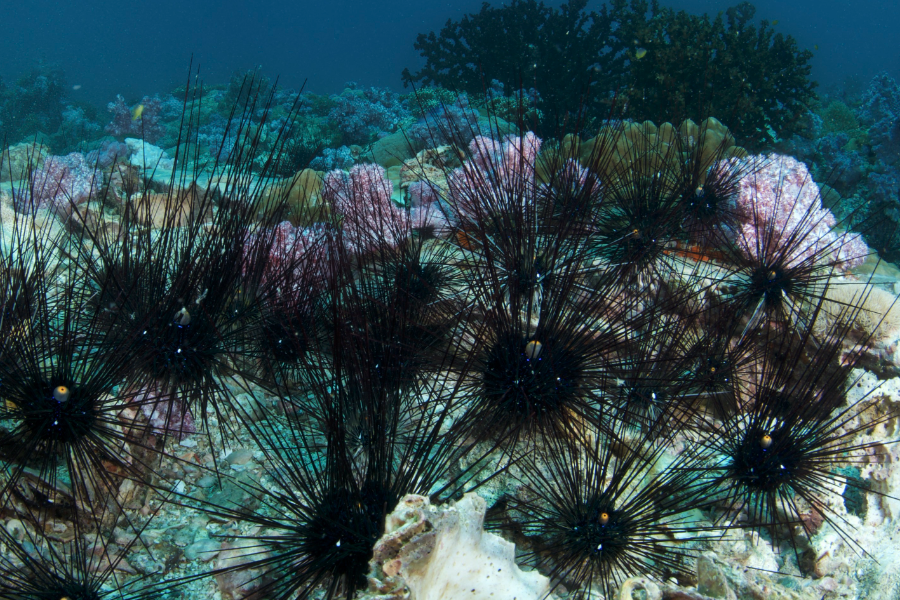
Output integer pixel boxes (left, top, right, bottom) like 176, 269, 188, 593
125, 138, 174, 172
363, 493, 550, 600
215, 535, 271, 600
0, 141, 47, 183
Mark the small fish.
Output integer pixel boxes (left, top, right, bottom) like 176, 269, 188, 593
72, 84, 82, 91
635, 47, 647, 59
772, 19, 779, 25
814, 44, 819, 51
131, 104, 145, 121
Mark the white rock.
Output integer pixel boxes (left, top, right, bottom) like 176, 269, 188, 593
741, 535, 779, 573
4, 519, 26, 540
125, 138, 174, 172
185, 538, 221, 562
364, 493, 550, 600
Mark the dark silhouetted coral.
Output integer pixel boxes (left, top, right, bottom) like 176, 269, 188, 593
403, 1, 816, 145
402, 0, 629, 124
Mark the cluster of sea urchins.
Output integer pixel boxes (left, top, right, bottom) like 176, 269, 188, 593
0, 87, 896, 600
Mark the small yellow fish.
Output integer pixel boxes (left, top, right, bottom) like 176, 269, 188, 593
635, 47, 647, 59
772, 19, 779, 25
131, 104, 144, 121
814, 44, 819, 50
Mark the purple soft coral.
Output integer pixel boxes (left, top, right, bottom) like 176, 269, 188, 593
131, 384, 196, 441
324, 164, 410, 252
445, 132, 542, 223
105, 94, 165, 143
26, 153, 101, 213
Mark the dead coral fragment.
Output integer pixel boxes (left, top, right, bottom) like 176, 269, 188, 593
364, 494, 550, 600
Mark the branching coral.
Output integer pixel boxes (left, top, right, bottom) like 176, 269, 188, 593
402, 0, 629, 122
403, 1, 816, 144
618, 1, 815, 147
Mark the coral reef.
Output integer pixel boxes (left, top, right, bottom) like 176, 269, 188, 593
858, 72, 900, 166
792, 74, 900, 262
1, 63, 898, 600
327, 83, 411, 146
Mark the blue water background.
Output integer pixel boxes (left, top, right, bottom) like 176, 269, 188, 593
2, 0, 898, 103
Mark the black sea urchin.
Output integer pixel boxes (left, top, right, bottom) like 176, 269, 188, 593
497, 420, 714, 599
0, 486, 167, 600
0, 193, 164, 532
709, 154, 870, 339
71, 76, 304, 449
693, 307, 897, 561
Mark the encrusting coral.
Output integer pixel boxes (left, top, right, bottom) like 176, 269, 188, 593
813, 279, 900, 344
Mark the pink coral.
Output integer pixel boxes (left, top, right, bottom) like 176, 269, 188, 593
27, 153, 101, 212
734, 154, 868, 269
407, 180, 450, 234
447, 132, 543, 223
323, 164, 410, 252
252, 221, 328, 287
